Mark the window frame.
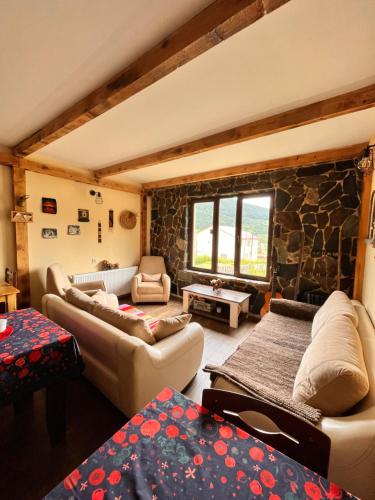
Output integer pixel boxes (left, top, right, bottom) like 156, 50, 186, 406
188, 192, 274, 282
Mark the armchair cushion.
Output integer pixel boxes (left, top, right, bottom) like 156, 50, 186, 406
154, 313, 192, 341
142, 273, 161, 282
138, 282, 164, 295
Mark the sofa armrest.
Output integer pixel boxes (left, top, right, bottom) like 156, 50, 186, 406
116, 322, 204, 416
270, 298, 319, 321
161, 273, 171, 300
74, 280, 107, 294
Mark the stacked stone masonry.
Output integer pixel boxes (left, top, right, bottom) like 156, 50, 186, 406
150, 160, 361, 313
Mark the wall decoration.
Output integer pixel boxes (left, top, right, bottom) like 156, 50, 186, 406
109, 209, 114, 229
42, 197, 57, 214
98, 222, 102, 243
41, 228, 57, 239
90, 190, 103, 204
78, 209, 89, 222
11, 211, 33, 223
119, 210, 137, 229
100, 260, 119, 270
67, 225, 80, 236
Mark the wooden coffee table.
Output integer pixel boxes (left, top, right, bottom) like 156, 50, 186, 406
182, 284, 250, 328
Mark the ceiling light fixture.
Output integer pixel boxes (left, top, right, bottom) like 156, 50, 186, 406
355, 145, 375, 175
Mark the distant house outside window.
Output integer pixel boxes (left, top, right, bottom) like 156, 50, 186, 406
189, 193, 273, 281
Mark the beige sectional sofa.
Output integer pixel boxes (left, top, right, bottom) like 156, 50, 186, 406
207, 293, 375, 500
42, 293, 204, 417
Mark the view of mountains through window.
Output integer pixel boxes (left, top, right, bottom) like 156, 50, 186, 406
191, 195, 271, 278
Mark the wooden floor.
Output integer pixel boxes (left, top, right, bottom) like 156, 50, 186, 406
0, 297, 256, 499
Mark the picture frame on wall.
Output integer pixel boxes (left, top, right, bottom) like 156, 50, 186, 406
42, 197, 57, 214
41, 228, 57, 239
78, 208, 89, 222
67, 225, 80, 235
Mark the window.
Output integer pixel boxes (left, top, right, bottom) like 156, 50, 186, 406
189, 193, 273, 281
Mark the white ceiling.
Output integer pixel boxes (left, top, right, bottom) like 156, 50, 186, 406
1, 0, 375, 185
0, 0, 211, 145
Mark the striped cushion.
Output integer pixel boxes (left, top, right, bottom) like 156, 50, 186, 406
119, 304, 160, 332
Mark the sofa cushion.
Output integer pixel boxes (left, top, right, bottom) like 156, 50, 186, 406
293, 315, 369, 416
138, 282, 164, 295
65, 287, 93, 312
91, 302, 156, 345
91, 289, 119, 308
142, 273, 161, 282
311, 291, 358, 339
154, 314, 192, 341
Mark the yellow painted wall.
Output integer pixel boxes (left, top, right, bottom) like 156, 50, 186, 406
26, 172, 140, 309
362, 136, 375, 325
0, 164, 16, 281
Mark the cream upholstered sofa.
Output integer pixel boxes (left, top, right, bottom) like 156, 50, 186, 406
131, 256, 170, 303
42, 293, 204, 417
209, 296, 375, 500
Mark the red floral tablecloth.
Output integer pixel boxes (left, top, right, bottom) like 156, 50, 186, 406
45, 387, 356, 499
0, 308, 83, 403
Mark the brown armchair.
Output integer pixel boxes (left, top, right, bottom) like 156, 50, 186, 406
131, 256, 171, 303
46, 263, 106, 298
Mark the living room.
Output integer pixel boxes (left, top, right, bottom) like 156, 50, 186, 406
0, 1, 375, 499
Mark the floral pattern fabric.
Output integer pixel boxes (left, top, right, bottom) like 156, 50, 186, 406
0, 308, 83, 403
46, 387, 356, 500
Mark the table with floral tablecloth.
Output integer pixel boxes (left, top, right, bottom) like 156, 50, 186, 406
0, 308, 83, 404
45, 387, 356, 500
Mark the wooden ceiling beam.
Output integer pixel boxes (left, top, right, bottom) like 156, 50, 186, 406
0, 153, 141, 194
142, 143, 366, 190
13, 0, 289, 157
96, 84, 375, 178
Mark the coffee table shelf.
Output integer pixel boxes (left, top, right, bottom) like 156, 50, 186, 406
182, 284, 250, 328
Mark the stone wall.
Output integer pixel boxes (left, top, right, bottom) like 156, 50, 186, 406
150, 160, 361, 313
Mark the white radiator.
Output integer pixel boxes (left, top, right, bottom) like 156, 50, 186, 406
71, 266, 138, 296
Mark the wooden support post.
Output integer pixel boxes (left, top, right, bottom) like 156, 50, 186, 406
353, 172, 373, 300
12, 165, 30, 307
140, 192, 148, 257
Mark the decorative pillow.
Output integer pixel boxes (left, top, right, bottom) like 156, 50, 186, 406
65, 287, 93, 312
154, 314, 192, 341
91, 289, 119, 308
91, 302, 156, 345
293, 315, 369, 416
142, 273, 161, 282
311, 291, 358, 339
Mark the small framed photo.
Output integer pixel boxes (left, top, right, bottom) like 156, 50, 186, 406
78, 208, 89, 222
42, 228, 57, 239
67, 225, 80, 235
42, 197, 57, 214
11, 211, 33, 223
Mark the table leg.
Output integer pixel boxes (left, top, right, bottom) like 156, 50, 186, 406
6, 293, 17, 312
229, 303, 240, 328
182, 291, 189, 313
46, 381, 66, 445
241, 298, 250, 316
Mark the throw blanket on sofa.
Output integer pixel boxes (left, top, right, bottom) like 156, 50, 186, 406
204, 311, 321, 424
